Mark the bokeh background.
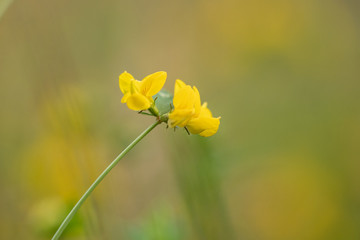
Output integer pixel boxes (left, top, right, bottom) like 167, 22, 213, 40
1, 0, 359, 239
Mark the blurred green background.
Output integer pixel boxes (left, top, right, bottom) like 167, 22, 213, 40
1, 0, 359, 239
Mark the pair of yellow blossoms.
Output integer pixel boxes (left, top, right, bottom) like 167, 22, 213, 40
119, 71, 220, 137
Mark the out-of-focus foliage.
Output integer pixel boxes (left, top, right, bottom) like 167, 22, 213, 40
0, 0, 359, 239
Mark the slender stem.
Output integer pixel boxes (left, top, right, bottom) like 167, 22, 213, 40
148, 105, 159, 117
52, 120, 161, 240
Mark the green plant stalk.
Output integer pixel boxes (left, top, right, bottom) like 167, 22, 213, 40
148, 103, 160, 117
52, 120, 161, 240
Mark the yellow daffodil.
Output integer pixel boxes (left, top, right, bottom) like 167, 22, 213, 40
169, 79, 220, 137
119, 71, 167, 111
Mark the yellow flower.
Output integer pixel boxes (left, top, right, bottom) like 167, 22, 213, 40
169, 80, 220, 137
119, 71, 167, 111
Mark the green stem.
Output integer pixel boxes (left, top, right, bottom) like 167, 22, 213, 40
148, 105, 159, 117
52, 120, 161, 240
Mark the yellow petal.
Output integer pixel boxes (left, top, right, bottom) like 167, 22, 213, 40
193, 86, 201, 117
126, 93, 151, 111
199, 123, 220, 136
169, 109, 195, 128
140, 71, 167, 96
199, 102, 213, 118
173, 86, 196, 110
174, 79, 187, 95
130, 79, 141, 94
187, 116, 220, 137
121, 92, 131, 103
119, 71, 135, 94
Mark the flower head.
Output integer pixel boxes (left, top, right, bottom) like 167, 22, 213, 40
169, 80, 220, 137
119, 71, 167, 111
